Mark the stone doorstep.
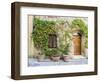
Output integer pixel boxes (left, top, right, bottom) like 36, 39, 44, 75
71, 55, 87, 59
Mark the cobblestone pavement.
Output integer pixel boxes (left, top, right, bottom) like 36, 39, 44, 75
28, 58, 88, 66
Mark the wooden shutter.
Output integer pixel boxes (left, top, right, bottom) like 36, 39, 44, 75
48, 34, 57, 48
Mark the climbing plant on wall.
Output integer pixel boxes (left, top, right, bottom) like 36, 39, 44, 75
32, 17, 56, 53
71, 19, 88, 48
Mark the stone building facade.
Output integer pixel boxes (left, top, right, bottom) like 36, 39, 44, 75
28, 15, 88, 58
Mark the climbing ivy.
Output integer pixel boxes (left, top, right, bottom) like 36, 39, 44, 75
32, 18, 56, 53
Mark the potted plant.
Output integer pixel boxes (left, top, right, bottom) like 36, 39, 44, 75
49, 48, 61, 61
37, 51, 45, 62
43, 48, 61, 61
59, 43, 70, 61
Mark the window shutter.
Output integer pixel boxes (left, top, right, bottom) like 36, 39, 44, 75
48, 34, 57, 48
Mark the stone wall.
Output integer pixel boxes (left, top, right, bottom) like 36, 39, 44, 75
28, 15, 87, 58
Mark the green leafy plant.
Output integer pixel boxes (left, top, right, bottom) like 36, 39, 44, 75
58, 28, 71, 56
32, 18, 56, 51
43, 48, 60, 57
42, 48, 52, 57
59, 43, 70, 55
50, 48, 59, 57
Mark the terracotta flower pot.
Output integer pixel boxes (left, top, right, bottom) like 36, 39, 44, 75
51, 56, 60, 61
37, 55, 45, 62
63, 55, 69, 62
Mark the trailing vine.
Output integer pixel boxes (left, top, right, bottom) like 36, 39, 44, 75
32, 18, 56, 53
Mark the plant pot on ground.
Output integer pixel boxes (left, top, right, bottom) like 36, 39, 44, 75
51, 54, 61, 61
43, 48, 61, 61
37, 52, 45, 62
63, 55, 70, 62
59, 43, 70, 62
49, 48, 61, 61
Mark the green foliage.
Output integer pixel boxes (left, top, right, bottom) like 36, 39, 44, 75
59, 43, 70, 55
50, 48, 59, 56
58, 28, 71, 55
42, 48, 61, 57
64, 30, 71, 42
71, 19, 88, 48
42, 48, 52, 56
32, 18, 56, 51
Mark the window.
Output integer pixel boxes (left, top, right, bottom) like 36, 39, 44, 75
48, 34, 57, 48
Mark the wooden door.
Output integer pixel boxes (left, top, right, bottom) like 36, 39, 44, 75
73, 35, 81, 55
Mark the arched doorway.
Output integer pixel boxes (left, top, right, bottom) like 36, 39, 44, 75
73, 30, 82, 55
